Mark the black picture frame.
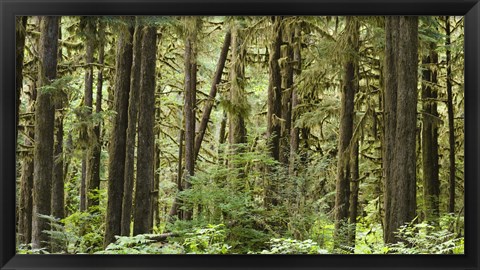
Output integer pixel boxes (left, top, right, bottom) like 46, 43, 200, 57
1, 0, 479, 269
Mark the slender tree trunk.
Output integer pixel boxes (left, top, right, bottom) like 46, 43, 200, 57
51, 106, 65, 220
384, 16, 418, 244
183, 17, 199, 220
32, 16, 59, 250
445, 16, 456, 214
87, 20, 105, 210
348, 142, 360, 247
168, 129, 184, 221
104, 17, 134, 247
16, 16, 28, 142
334, 16, 359, 248
17, 17, 34, 246
421, 42, 440, 223
194, 31, 231, 161
289, 25, 301, 175
121, 19, 143, 236
133, 26, 157, 235
80, 18, 95, 212
279, 28, 294, 166
18, 84, 36, 245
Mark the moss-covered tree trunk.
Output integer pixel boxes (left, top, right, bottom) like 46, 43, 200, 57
16, 16, 28, 141
334, 16, 359, 248
32, 16, 59, 250
266, 16, 283, 207
104, 17, 134, 247
133, 26, 157, 235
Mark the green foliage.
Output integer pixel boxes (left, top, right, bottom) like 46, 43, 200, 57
388, 220, 464, 254
98, 234, 184, 254
259, 238, 328, 254
183, 224, 231, 254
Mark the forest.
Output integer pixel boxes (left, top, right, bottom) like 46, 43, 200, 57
15, 16, 464, 254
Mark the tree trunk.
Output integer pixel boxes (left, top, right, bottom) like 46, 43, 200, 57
348, 142, 360, 247
16, 16, 28, 142
445, 16, 456, 214
194, 31, 231, 161
81, 17, 95, 212
183, 18, 199, 220
421, 42, 440, 223
289, 25, 302, 175
32, 16, 59, 250
383, 16, 418, 244
279, 28, 294, 166
18, 84, 36, 245
266, 16, 283, 207
121, 19, 143, 236
104, 17, 134, 247
133, 26, 157, 235
334, 16, 359, 248
267, 16, 283, 162
87, 20, 105, 210
228, 24, 248, 185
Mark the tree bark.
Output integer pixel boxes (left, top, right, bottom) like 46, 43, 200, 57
32, 16, 59, 250
87, 20, 105, 210
383, 16, 418, 244
334, 16, 359, 248
183, 18, 199, 220
267, 16, 283, 163
81, 17, 95, 212
121, 19, 143, 236
421, 42, 440, 223
289, 25, 302, 175
16, 16, 28, 142
445, 16, 456, 214
194, 31, 231, 161
18, 84, 36, 245
104, 17, 134, 247
266, 16, 283, 207
279, 28, 294, 166
133, 26, 157, 235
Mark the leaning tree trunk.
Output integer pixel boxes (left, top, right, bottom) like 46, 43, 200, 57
194, 31, 231, 161
32, 16, 59, 250
104, 17, 134, 247
421, 42, 440, 224
133, 26, 157, 235
121, 19, 143, 236
383, 16, 418, 244
334, 16, 359, 248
